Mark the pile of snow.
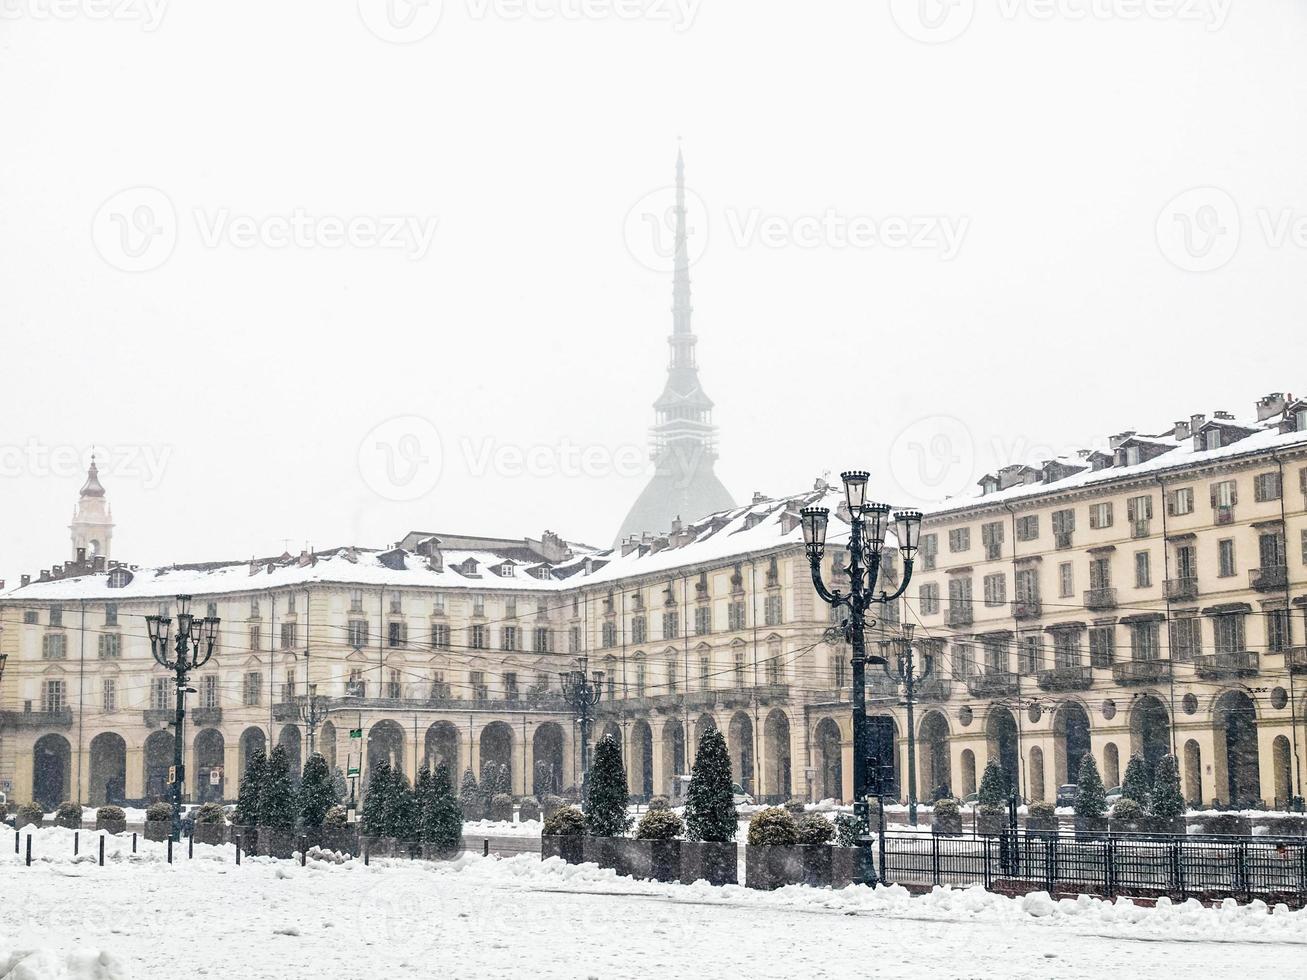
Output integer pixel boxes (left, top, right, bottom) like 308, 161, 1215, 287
0, 948, 129, 980
461, 818, 542, 838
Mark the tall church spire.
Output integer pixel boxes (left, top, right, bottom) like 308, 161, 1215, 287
615, 147, 735, 545
71, 454, 114, 560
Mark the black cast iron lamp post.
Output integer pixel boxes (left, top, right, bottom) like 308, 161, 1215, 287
884, 622, 933, 826
146, 595, 219, 842
801, 471, 922, 830
560, 656, 603, 796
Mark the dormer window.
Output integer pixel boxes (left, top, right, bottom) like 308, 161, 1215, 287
499, 564, 514, 578
1296, 408, 1307, 432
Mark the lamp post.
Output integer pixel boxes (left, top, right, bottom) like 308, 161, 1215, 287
884, 623, 933, 826
801, 471, 922, 831
146, 595, 219, 843
560, 656, 603, 797
298, 684, 330, 760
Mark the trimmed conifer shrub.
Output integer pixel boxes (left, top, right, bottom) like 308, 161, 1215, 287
977, 760, 1009, 813
747, 807, 799, 846
385, 770, 419, 841
518, 797, 541, 822
298, 753, 339, 829
1075, 753, 1108, 819
17, 802, 44, 826
542, 805, 586, 837
1151, 755, 1185, 820
259, 746, 297, 830
361, 760, 393, 836
636, 808, 683, 841
933, 798, 961, 817
194, 802, 225, 825
422, 764, 463, 851
1028, 801, 1056, 821
460, 767, 482, 819
795, 814, 835, 845
684, 727, 736, 843
647, 795, 671, 812
1122, 753, 1152, 811
584, 734, 630, 837
234, 748, 267, 826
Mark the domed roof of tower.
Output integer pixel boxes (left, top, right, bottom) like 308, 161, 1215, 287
79, 457, 106, 498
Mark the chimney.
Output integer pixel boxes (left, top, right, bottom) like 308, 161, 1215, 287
76, 547, 86, 564
751, 491, 766, 505
620, 536, 641, 558
1109, 431, 1136, 451
1190, 413, 1206, 433
21, 574, 30, 587
92, 555, 106, 572
39, 570, 50, 582
1257, 392, 1288, 421
1214, 410, 1235, 421
1173, 420, 1191, 441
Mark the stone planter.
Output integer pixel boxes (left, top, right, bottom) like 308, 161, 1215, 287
231, 825, 257, 854
679, 840, 738, 886
1190, 813, 1252, 837
257, 827, 297, 859
612, 839, 682, 882
1074, 815, 1109, 839
191, 823, 226, 846
747, 844, 836, 890
421, 842, 462, 861
320, 825, 360, 856
55, 813, 83, 830
1260, 816, 1307, 838
144, 820, 171, 842
95, 818, 127, 836
1109, 818, 1146, 836
488, 800, 514, 823
976, 811, 1008, 837
583, 836, 639, 877
932, 813, 963, 837
541, 835, 586, 865
1145, 816, 1186, 837
831, 846, 877, 888
360, 835, 397, 859
1024, 816, 1058, 837
15, 814, 42, 831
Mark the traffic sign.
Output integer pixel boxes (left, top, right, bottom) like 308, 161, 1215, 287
349, 728, 363, 740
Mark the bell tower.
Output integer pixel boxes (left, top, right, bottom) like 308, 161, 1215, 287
70, 455, 114, 560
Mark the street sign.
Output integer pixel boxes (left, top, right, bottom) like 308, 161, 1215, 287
349, 728, 362, 740
209, 768, 222, 786
168, 766, 177, 783
347, 765, 360, 776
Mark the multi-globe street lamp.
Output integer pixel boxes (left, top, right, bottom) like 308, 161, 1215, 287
145, 594, 220, 842
883, 622, 933, 826
297, 683, 331, 760
801, 471, 922, 830
560, 656, 604, 795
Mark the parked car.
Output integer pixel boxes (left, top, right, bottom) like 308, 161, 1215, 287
960, 793, 979, 806
668, 775, 753, 808
732, 783, 754, 807
1106, 785, 1124, 806
1055, 784, 1078, 807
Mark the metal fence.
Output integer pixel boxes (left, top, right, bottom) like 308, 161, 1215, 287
880, 831, 1307, 905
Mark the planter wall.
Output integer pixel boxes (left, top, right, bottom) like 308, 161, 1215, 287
257, 827, 297, 858
15, 815, 42, 831
932, 814, 963, 837
679, 840, 738, 886
1024, 816, 1058, 836
360, 835, 397, 859
421, 842, 462, 861
192, 824, 226, 846
231, 826, 257, 853
143, 820, 171, 842
746, 844, 842, 890
831, 846, 877, 888
95, 819, 127, 835
1074, 816, 1108, 839
592, 838, 682, 882
976, 812, 1008, 837
320, 826, 360, 855
541, 835, 586, 865
1190, 814, 1252, 837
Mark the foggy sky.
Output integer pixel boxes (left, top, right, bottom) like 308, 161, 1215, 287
2, 0, 1305, 584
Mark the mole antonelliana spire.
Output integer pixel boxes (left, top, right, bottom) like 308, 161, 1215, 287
615, 147, 735, 545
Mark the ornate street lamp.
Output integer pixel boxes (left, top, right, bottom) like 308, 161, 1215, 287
146, 595, 219, 842
560, 656, 603, 796
883, 622, 934, 826
802, 472, 922, 830
298, 683, 331, 760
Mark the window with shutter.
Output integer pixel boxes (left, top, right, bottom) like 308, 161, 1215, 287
1254, 472, 1282, 502
1168, 487, 1194, 515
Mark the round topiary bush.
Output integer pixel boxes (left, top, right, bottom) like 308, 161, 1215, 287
489, 793, 514, 822
517, 797, 541, 823
933, 798, 961, 818
1112, 798, 1145, 821
324, 804, 348, 827
542, 805, 586, 837
96, 805, 126, 823
747, 807, 799, 846
17, 802, 44, 827
55, 801, 82, 829
146, 801, 173, 823
795, 814, 834, 845
636, 808, 684, 841
647, 795, 671, 812
782, 799, 807, 817
194, 802, 226, 825
542, 795, 569, 819
1028, 802, 1056, 820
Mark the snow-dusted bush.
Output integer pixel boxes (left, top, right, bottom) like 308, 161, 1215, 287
584, 735, 630, 837
933, 798, 961, 818
517, 797, 540, 822
783, 799, 807, 817
977, 760, 1008, 814
685, 728, 735, 843
96, 805, 126, 823
298, 753, 339, 829
145, 801, 173, 823
747, 807, 799, 846
1122, 754, 1151, 811
1151, 755, 1185, 819
17, 802, 43, 826
1112, 798, 1145, 821
1028, 802, 1056, 821
54, 801, 82, 828
1075, 755, 1107, 819
834, 813, 863, 847
795, 814, 834, 845
324, 804, 348, 827
647, 795, 671, 812
194, 802, 225, 825
542, 805, 586, 837
488, 793, 514, 823
636, 808, 683, 841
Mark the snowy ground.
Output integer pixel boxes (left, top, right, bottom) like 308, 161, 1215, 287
3, 827, 1305, 979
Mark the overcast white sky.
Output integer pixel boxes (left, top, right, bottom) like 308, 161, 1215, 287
1, 0, 1305, 584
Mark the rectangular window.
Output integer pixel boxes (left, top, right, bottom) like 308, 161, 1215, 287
533, 627, 551, 653
1211, 480, 1237, 523
1267, 609, 1290, 653
982, 573, 1006, 607
504, 672, 519, 701
1019, 634, 1042, 673
948, 527, 970, 553
981, 521, 1004, 560
387, 621, 408, 647
666, 659, 678, 693
43, 679, 66, 713
919, 583, 940, 616
243, 672, 261, 706
1169, 618, 1200, 661
250, 599, 260, 619
49, 606, 63, 627
1015, 568, 1039, 605
1259, 531, 1287, 569
1089, 502, 1113, 529
832, 651, 848, 688
432, 593, 445, 615
728, 601, 746, 631
285, 594, 296, 615
920, 534, 938, 571
1015, 515, 1039, 542
1134, 551, 1152, 588
348, 619, 369, 648
1053, 630, 1081, 669
41, 633, 66, 660
97, 633, 121, 659
1217, 539, 1236, 578
1058, 562, 1074, 598
201, 674, 219, 709
763, 594, 783, 627
1126, 495, 1153, 537
280, 622, 297, 650
569, 626, 581, 653
386, 669, 402, 700
432, 623, 450, 649
22, 610, 37, 624
505, 597, 517, 619
349, 589, 364, 613
1089, 626, 1114, 667
1130, 621, 1160, 661
102, 677, 117, 712
733, 647, 746, 686
631, 616, 647, 644
1051, 508, 1076, 549
951, 642, 973, 680
1169, 487, 1194, 516
472, 595, 485, 617
1213, 613, 1246, 654
282, 669, 296, 702
500, 625, 518, 651
600, 621, 616, 649
346, 670, 366, 699
470, 624, 489, 650
1254, 471, 1282, 502
699, 655, 711, 687
104, 603, 118, 627
153, 676, 172, 710
694, 606, 711, 635
1089, 557, 1111, 590
389, 593, 402, 614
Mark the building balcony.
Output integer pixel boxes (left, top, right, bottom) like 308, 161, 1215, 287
272, 702, 299, 722
1084, 587, 1117, 611
1164, 577, 1199, 602
915, 678, 952, 702
0, 708, 74, 730
1036, 665, 1094, 692
1013, 598, 1042, 621
1194, 650, 1260, 679
596, 685, 792, 716
1288, 647, 1307, 675
946, 606, 973, 627
192, 707, 223, 726
966, 671, 1017, 698
142, 708, 173, 727
1111, 659, 1171, 686
330, 694, 572, 715
866, 674, 899, 702
1250, 566, 1288, 593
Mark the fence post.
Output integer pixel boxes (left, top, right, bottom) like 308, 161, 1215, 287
1238, 840, 1250, 903
167, 838, 173, 864
74, 831, 79, 856
1103, 837, 1114, 898
99, 835, 105, 867
1044, 836, 1054, 893
25, 834, 32, 867
236, 841, 241, 865
14, 830, 18, 853
188, 834, 194, 860
300, 839, 307, 867
483, 839, 489, 857
931, 833, 940, 887
364, 847, 369, 866
132, 832, 137, 854
983, 835, 992, 890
